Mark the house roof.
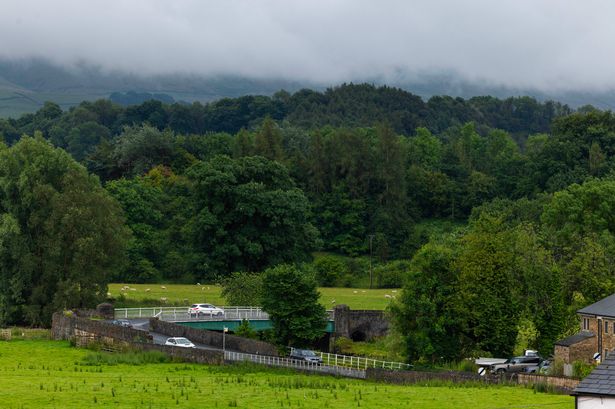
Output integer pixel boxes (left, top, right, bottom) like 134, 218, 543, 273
574, 355, 615, 396
578, 293, 615, 317
555, 331, 595, 347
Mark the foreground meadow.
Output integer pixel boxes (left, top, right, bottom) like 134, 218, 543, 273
0, 340, 573, 409
109, 283, 398, 310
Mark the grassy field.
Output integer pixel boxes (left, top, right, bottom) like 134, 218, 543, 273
109, 283, 399, 310
0, 340, 573, 409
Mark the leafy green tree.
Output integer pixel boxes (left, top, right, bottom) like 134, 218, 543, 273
391, 241, 464, 363
220, 272, 263, 306
187, 155, 319, 278
455, 215, 519, 357
254, 118, 283, 161
106, 177, 165, 283
113, 125, 176, 177
261, 264, 327, 347
0, 137, 128, 326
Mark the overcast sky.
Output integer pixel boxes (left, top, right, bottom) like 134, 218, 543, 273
1, 0, 614, 92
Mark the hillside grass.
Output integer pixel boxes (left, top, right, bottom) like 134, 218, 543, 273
109, 283, 400, 310
0, 339, 573, 409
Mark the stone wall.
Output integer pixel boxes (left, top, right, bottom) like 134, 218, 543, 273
52, 312, 152, 344
570, 336, 598, 364
366, 368, 507, 385
135, 343, 224, 365
333, 305, 389, 342
150, 318, 279, 356
517, 373, 580, 392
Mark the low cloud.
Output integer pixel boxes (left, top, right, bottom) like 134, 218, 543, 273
1, 0, 614, 92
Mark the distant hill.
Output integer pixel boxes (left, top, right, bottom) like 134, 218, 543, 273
1, 58, 614, 118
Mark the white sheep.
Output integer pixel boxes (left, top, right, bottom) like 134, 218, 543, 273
160, 297, 168, 302
160, 286, 167, 290
385, 294, 392, 298
353, 291, 358, 294
145, 288, 150, 292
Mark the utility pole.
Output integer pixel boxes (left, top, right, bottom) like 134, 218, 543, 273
368, 234, 375, 289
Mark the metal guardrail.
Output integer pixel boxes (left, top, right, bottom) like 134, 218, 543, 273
115, 307, 335, 322
317, 352, 412, 371
224, 351, 366, 379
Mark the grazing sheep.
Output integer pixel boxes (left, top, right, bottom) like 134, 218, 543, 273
392, 290, 397, 293
145, 288, 150, 292
107, 292, 112, 297
160, 286, 167, 290
385, 294, 392, 298
353, 291, 358, 294
160, 297, 168, 302
196, 283, 201, 286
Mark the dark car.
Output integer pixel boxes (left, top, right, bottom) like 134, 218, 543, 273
111, 319, 131, 328
490, 356, 542, 374
523, 359, 551, 374
289, 349, 323, 364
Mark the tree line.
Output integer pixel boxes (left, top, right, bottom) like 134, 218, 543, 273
0, 85, 612, 363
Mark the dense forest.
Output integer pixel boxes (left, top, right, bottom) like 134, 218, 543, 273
1, 83, 613, 361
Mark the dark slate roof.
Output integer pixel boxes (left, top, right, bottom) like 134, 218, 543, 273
578, 293, 615, 317
555, 331, 595, 347
574, 355, 615, 396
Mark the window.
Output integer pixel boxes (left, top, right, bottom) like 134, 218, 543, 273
583, 318, 590, 330
606, 321, 610, 334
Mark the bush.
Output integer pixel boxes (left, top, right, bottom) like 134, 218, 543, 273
373, 260, 411, 288
572, 360, 595, 379
235, 319, 258, 340
220, 272, 263, 306
549, 359, 565, 377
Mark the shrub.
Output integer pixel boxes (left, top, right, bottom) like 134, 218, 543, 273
373, 260, 411, 288
572, 360, 595, 379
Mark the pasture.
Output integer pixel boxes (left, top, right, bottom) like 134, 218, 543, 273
109, 283, 399, 310
0, 340, 573, 409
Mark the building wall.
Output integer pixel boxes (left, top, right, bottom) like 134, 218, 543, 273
570, 336, 599, 364
577, 396, 615, 408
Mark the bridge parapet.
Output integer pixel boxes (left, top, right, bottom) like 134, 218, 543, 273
116, 306, 334, 322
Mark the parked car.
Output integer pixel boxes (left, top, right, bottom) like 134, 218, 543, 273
490, 356, 542, 374
523, 359, 551, 374
164, 337, 195, 348
111, 319, 131, 328
289, 348, 323, 364
189, 303, 224, 317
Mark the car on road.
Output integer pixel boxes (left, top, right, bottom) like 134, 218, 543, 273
289, 348, 323, 365
189, 303, 224, 317
490, 356, 542, 374
111, 319, 131, 328
164, 337, 195, 348
523, 359, 551, 374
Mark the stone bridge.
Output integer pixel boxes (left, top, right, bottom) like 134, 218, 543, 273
332, 304, 390, 342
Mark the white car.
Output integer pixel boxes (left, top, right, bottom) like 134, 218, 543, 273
189, 303, 224, 317
164, 337, 195, 348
